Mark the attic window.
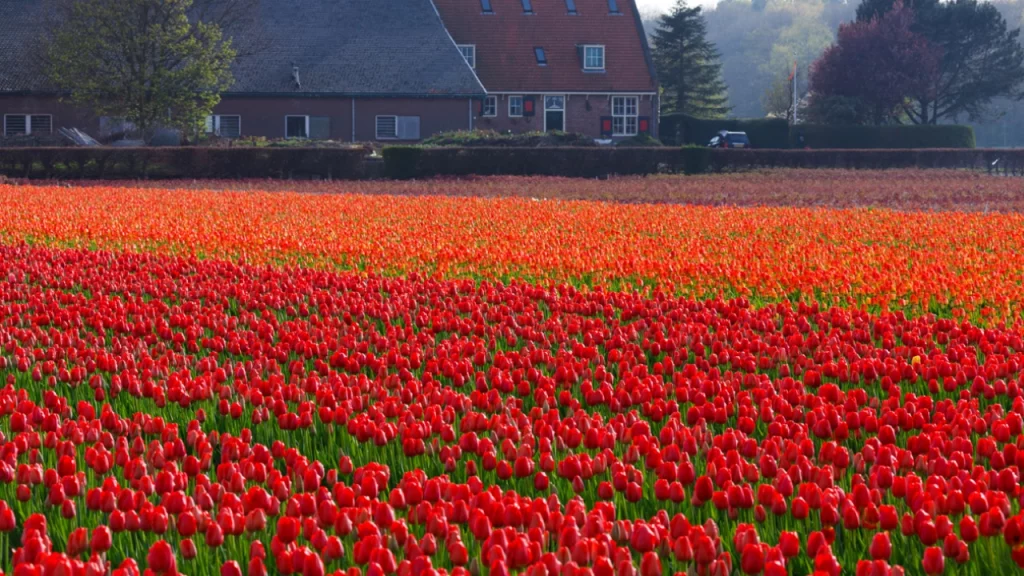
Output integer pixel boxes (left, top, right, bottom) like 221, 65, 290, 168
534, 47, 547, 65
521, 0, 533, 13
458, 45, 476, 68
566, 0, 577, 13
608, 0, 621, 13
480, 0, 493, 13
583, 45, 605, 70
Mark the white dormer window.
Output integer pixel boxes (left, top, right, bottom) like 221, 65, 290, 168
584, 45, 605, 70
458, 45, 476, 69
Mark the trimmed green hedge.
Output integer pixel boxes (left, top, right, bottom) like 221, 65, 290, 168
659, 114, 976, 150
0, 147, 369, 179
661, 114, 791, 149
421, 130, 597, 147
790, 124, 976, 149
382, 147, 423, 180
383, 146, 693, 178
382, 146, 1014, 178
2, 144, 1012, 180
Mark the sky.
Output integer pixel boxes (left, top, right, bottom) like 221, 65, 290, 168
636, 0, 719, 14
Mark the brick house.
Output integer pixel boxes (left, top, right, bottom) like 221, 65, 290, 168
0, 0, 485, 142
432, 0, 659, 140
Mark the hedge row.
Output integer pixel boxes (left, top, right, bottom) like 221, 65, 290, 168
382, 147, 690, 179
0, 147, 368, 179
384, 146, 1024, 178
2, 145, 1020, 180
790, 124, 977, 149
661, 115, 790, 148
660, 113, 976, 149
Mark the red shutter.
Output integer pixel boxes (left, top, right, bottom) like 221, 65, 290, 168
638, 116, 650, 134
478, 99, 485, 117
600, 116, 613, 137
523, 97, 535, 116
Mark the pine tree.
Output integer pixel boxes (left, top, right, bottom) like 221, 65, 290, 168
652, 1, 731, 118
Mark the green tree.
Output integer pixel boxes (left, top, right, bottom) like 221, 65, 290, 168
762, 71, 797, 121
652, 1, 731, 118
45, 0, 237, 138
764, 16, 834, 87
856, 0, 1024, 123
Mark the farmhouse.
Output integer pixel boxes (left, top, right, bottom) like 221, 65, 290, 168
433, 0, 659, 139
0, 0, 657, 142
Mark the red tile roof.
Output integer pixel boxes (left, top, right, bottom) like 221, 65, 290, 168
433, 0, 657, 93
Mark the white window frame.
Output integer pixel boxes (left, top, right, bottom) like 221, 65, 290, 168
205, 115, 242, 137
508, 96, 524, 118
483, 95, 497, 117
612, 96, 638, 136
543, 95, 565, 132
4, 114, 52, 137
583, 45, 605, 70
285, 115, 309, 139
458, 44, 476, 69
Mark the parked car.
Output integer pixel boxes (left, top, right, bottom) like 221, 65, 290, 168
708, 131, 751, 148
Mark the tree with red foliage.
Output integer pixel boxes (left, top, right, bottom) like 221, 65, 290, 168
807, 2, 941, 124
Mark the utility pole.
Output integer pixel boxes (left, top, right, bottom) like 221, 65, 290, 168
792, 61, 798, 125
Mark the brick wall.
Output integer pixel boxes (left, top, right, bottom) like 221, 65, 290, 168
0, 96, 99, 137
0, 95, 474, 142
217, 97, 474, 141
473, 93, 657, 138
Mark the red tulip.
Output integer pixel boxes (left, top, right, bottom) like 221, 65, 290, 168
67, 527, 88, 557
278, 516, 301, 544
249, 558, 269, 576
223, 562, 243, 576
0, 508, 15, 532
181, 538, 198, 560
869, 532, 891, 561
147, 540, 176, 574
740, 544, 765, 574
90, 526, 112, 554
922, 547, 944, 575
206, 522, 225, 548
960, 516, 978, 543
778, 532, 799, 558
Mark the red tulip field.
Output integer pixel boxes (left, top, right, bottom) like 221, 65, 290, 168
1, 174, 1024, 576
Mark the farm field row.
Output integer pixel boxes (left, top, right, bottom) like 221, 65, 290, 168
1, 179, 1023, 324
55, 170, 1024, 212
0, 244, 1022, 576
0, 176, 1023, 576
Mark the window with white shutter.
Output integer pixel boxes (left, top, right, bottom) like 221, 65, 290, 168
4, 115, 27, 136
397, 116, 420, 140
376, 116, 420, 140
30, 115, 51, 135
309, 116, 331, 140
3, 115, 52, 137
205, 115, 241, 138
376, 116, 398, 139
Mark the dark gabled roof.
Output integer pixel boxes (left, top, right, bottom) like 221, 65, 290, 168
0, 1, 50, 93
227, 0, 484, 96
432, 0, 657, 93
0, 0, 486, 98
